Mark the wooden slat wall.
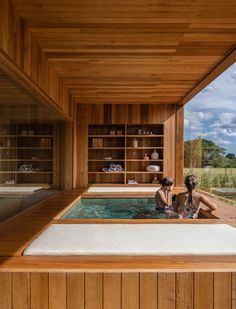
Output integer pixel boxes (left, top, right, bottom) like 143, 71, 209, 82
0, 0, 23, 67
75, 103, 183, 187
0, 0, 71, 118
0, 272, 234, 309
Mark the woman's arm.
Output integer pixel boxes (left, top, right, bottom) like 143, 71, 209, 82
155, 190, 168, 207
199, 194, 217, 211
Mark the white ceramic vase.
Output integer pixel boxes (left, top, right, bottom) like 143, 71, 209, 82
151, 149, 159, 160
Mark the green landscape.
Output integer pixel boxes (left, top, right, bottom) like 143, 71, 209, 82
184, 138, 236, 204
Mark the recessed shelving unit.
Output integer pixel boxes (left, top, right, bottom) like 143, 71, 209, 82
88, 124, 164, 184
0, 124, 54, 185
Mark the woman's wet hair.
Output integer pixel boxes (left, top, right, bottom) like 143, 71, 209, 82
185, 175, 198, 204
161, 176, 174, 187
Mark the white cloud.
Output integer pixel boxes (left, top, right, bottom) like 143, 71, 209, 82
185, 61, 236, 153
184, 111, 213, 132
184, 119, 190, 128
230, 71, 236, 80
197, 111, 213, 120
215, 139, 231, 145
202, 85, 216, 93
191, 131, 208, 137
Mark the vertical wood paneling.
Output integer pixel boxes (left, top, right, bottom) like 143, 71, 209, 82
104, 273, 121, 309
77, 104, 89, 186
214, 273, 232, 309
0, 273, 12, 309
233, 273, 236, 309
49, 273, 66, 309
53, 122, 61, 189
85, 273, 103, 309
0, 0, 23, 65
176, 273, 193, 309
0, 0, 10, 53
140, 273, 157, 309
67, 273, 85, 309
31, 273, 49, 309
104, 104, 112, 124
158, 273, 176, 309
60, 121, 73, 189
175, 106, 184, 186
48, 65, 60, 104
122, 273, 139, 309
0, 271, 234, 308
194, 273, 214, 309
72, 103, 78, 188
140, 104, 149, 123
13, 273, 30, 309
129, 105, 140, 124
164, 105, 176, 178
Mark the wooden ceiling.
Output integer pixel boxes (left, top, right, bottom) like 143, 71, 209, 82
0, 70, 61, 122
10, 0, 236, 104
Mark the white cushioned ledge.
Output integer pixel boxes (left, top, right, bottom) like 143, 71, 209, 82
24, 224, 236, 256
0, 186, 43, 193
87, 186, 158, 192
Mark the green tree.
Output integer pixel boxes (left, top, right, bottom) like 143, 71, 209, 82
226, 153, 236, 159
184, 138, 226, 168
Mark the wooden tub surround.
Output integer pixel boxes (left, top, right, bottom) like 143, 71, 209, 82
0, 189, 235, 308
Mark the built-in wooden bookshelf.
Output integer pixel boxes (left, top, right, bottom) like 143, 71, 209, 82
88, 124, 164, 184
0, 124, 54, 185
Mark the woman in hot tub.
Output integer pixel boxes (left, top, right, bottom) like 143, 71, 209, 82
155, 176, 177, 218
174, 175, 217, 219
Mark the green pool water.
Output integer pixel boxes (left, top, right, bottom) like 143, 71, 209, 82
62, 198, 207, 219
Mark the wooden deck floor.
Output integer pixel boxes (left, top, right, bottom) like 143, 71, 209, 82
0, 189, 235, 272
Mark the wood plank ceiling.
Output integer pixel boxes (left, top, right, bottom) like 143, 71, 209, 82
0, 70, 61, 122
11, 0, 236, 104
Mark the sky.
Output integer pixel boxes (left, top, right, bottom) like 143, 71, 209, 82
184, 62, 236, 155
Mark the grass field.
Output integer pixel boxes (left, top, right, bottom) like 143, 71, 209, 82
184, 168, 236, 205
184, 167, 236, 190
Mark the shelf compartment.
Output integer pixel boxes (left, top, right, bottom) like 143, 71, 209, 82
126, 148, 163, 160
17, 135, 53, 138
17, 124, 53, 136
88, 159, 125, 162
88, 173, 124, 184
0, 124, 54, 185
126, 137, 163, 148
126, 172, 163, 184
88, 135, 124, 138
89, 147, 125, 150
126, 159, 163, 162
0, 172, 16, 185
88, 125, 125, 136
0, 161, 16, 172
17, 173, 53, 184
88, 161, 124, 173
126, 147, 163, 149
88, 149, 125, 160
126, 135, 163, 138
126, 161, 163, 172
127, 124, 164, 135
89, 137, 125, 148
